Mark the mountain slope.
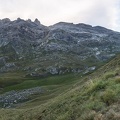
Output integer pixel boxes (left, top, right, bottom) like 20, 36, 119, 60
0, 18, 120, 76
0, 54, 120, 120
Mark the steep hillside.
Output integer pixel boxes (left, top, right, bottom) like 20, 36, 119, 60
0, 18, 120, 77
0, 54, 120, 120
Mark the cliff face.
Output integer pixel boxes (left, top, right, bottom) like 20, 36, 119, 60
0, 18, 120, 75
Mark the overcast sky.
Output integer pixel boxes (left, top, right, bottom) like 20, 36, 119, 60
0, 0, 120, 31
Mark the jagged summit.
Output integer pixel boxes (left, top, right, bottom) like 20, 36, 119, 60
0, 18, 42, 26
0, 18, 11, 25
16, 17, 23, 21
34, 18, 41, 25
27, 19, 32, 23
0, 18, 11, 22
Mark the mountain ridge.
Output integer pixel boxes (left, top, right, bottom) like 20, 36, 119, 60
0, 18, 120, 76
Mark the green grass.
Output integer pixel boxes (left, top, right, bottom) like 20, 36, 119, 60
0, 55, 120, 120
0, 69, 119, 120
1, 73, 82, 93
35, 70, 119, 120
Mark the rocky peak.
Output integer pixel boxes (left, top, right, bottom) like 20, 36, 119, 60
18, 17, 25, 22
50, 22, 73, 28
0, 18, 11, 25
34, 18, 41, 26
93, 26, 113, 33
76, 23, 92, 29
27, 19, 32, 23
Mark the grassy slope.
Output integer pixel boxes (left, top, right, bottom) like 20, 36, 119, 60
0, 56, 120, 120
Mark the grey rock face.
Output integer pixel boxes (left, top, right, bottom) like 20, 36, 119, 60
0, 57, 6, 67
0, 87, 44, 108
0, 19, 120, 75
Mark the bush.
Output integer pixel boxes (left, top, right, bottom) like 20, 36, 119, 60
86, 80, 107, 94
104, 73, 115, 80
115, 78, 120, 83
84, 101, 105, 112
101, 89, 116, 105
80, 110, 96, 120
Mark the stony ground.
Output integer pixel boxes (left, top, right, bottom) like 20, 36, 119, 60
0, 87, 44, 108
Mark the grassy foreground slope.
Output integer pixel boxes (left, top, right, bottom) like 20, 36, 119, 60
0, 56, 120, 120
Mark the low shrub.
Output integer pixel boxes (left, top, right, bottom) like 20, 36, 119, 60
86, 80, 107, 94
104, 72, 115, 80
115, 78, 120, 83
101, 89, 116, 105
